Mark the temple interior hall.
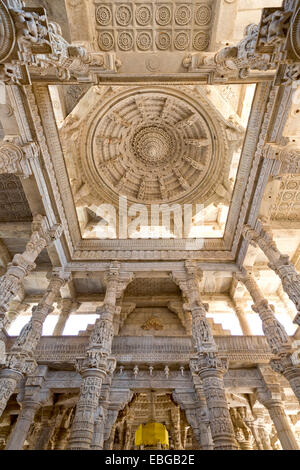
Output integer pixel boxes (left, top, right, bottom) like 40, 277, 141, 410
1, 0, 300, 450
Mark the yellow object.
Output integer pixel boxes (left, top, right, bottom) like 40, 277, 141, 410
135, 422, 169, 447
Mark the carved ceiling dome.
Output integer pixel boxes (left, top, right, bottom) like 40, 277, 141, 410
0, 1, 16, 62
78, 86, 233, 206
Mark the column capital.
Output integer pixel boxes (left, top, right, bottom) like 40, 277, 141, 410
191, 352, 228, 377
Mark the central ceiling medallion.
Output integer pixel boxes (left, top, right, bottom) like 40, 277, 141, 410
77, 87, 233, 206
131, 125, 173, 165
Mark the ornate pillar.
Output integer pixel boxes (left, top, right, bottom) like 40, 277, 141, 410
242, 222, 300, 323
170, 406, 183, 450
257, 390, 299, 450
0, 214, 62, 358
0, 215, 62, 318
236, 269, 300, 404
90, 406, 105, 450
172, 261, 238, 450
68, 262, 134, 450
186, 379, 214, 450
5, 366, 49, 450
53, 298, 80, 336
0, 270, 69, 418
229, 298, 252, 336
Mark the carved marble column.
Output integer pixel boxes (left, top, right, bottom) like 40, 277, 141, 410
0, 270, 69, 418
170, 406, 183, 450
5, 366, 49, 450
195, 353, 238, 450
90, 380, 113, 450
0, 215, 62, 360
257, 392, 299, 450
237, 269, 300, 404
172, 261, 238, 450
242, 223, 300, 322
90, 406, 105, 450
229, 298, 252, 336
189, 382, 214, 450
236, 269, 292, 356
6, 399, 40, 450
53, 298, 80, 336
0, 215, 62, 318
68, 263, 133, 450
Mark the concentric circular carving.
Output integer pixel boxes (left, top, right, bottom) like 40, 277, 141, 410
156, 31, 171, 50
174, 32, 189, 50
193, 31, 210, 51
136, 5, 151, 25
137, 32, 152, 51
0, 2, 16, 62
131, 126, 173, 165
195, 5, 212, 26
116, 4, 132, 26
290, 7, 300, 60
95, 5, 112, 25
98, 31, 114, 51
118, 31, 133, 51
156, 5, 171, 26
175, 5, 191, 25
81, 88, 230, 206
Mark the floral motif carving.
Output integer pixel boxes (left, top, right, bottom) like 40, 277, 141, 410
135, 6, 151, 26
95, 6, 112, 26
141, 317, 164, 331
